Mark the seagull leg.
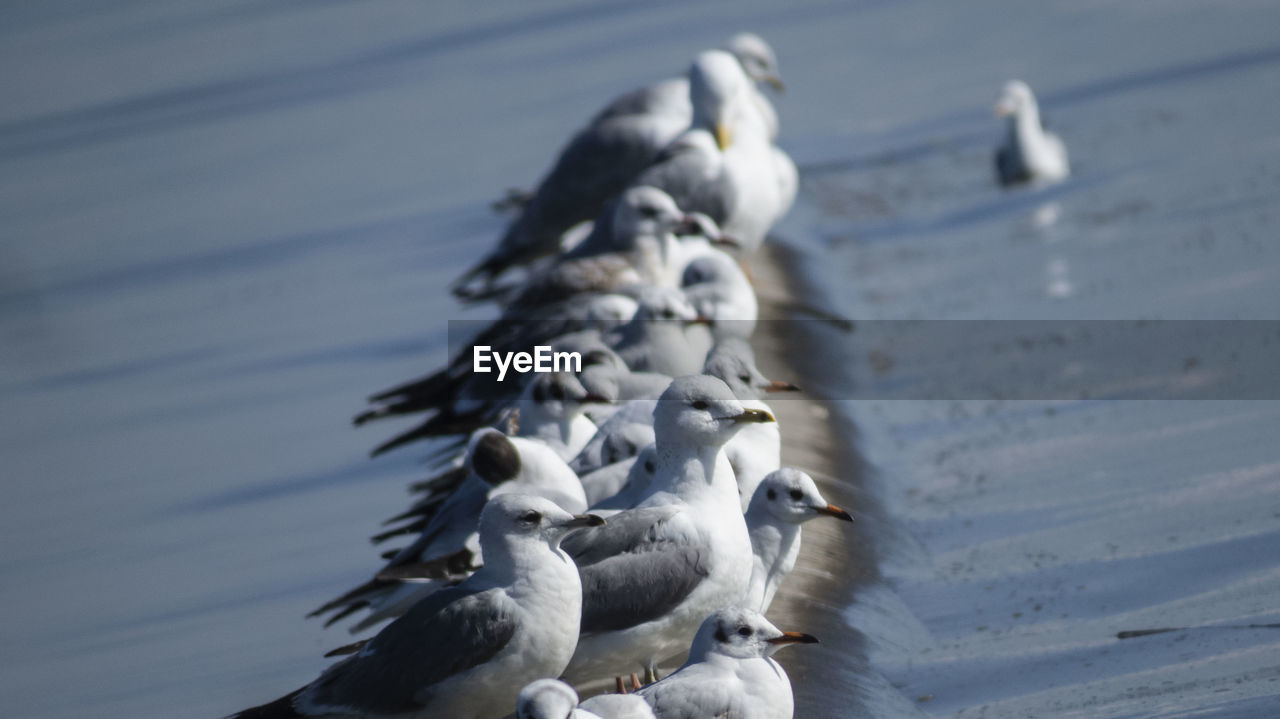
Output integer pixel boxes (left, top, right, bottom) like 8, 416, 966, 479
615, 676, 627, 694
629, 673, 642, 692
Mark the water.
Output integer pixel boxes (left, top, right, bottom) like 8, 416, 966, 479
2, 1, 1279, 717
773, 1, 1280, 716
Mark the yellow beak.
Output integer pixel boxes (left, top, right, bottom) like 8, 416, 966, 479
714, 122, 733, 150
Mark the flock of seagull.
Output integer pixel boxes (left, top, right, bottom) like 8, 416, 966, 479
228, 31, 1069, 719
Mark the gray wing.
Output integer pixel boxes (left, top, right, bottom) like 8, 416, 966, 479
578, 539, 709, 633
304, 585, 516, 714
561, 504, 682, 565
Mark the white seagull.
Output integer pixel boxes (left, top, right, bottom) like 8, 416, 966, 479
629, 607, 818, 719
744, 468, 853, 613
559, 375, 773, 683
230, 495, 603, 719
994, 80, 1069, 187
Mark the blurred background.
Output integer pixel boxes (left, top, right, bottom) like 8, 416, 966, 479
2, 1, 1279, 717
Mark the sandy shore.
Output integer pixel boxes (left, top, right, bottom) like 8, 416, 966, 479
749, 240, 924, 718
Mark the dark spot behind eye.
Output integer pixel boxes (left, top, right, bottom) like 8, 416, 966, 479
767, 489, 777, 501
549, 383, 566, 401
737, 625, 753, 637
643, 460, 655, 473
691, 400, 709, 410
789, 489, 803, 501
714, 627, 728, 643
473, 433, 521, 485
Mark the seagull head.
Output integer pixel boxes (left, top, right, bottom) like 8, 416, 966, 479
702, 337, 794, 400
748, 467, 853, 525
654, 375, 775, 449
516, 678, 579, 719
614, 186, 688, 242
724, 32, 784, 92
692, 607, 818, 661
480, 494, 604, 553
995, 79, 1036, 118
524, 371, 614, 419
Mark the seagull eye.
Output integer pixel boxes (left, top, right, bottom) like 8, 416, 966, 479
789, 489, 804, 501
767, 489, 777, 501
520, 511, 542, 524
737, 625, 753, 637
739, 374, 751, 383
549, 384, 566, 401
691, 400, 709, 410
639, 206, 659, 218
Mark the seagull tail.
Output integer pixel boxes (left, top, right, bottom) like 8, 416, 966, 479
226, 687, 306, 719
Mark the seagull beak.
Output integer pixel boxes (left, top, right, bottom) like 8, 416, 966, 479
730, 408, 776, 424
710, 234, 741, 249
672, 215, 702, 236
767, 631, 819, 646
686, 315, 715, 326
994, 101, 1014, 117
564, 514, 606, 528
814, 504, 853, 522
581, 393, 612, 405
714, 122, 733, 150
764, 75, 785, 93
761, 380, 801, 393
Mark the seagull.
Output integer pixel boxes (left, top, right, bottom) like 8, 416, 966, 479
559, 375, 773, 683
497, 187, 703, 310
744, 468, 853, 613
606, 287, 713, 377
516, 679, 655, 719
461, 34, 787, 293
310, 431, 588, 631
629, 607, 818, 719
633, 50, 789, 257
994, 80, 1069, 187
701, 338, 798, 508
231, 495, 602, 719
594, 32, 784, 141
366, 369, 612, 460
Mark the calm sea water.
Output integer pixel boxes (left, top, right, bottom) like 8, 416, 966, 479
2, 1, 1278, 717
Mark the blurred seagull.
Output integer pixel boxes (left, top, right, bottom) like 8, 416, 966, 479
994, 80, 1069, 187
460, 35, 786, 294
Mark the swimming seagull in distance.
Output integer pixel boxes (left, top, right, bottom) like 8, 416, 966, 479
994, 80, 1069, 187
230, 495, 602, 719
